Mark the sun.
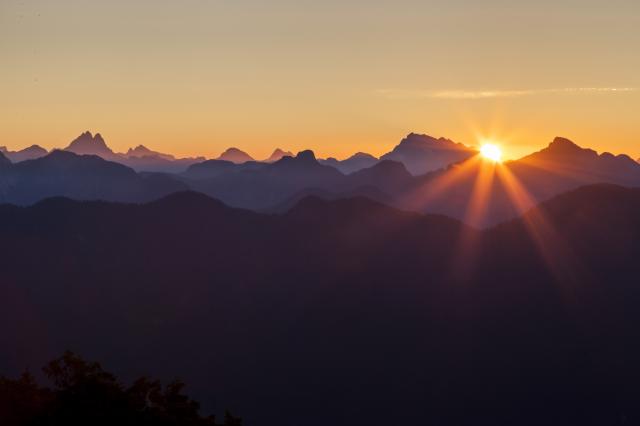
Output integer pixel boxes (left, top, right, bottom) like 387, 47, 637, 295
480, 143, 502, 162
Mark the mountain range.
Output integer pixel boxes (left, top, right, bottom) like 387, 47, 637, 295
1, 184, 639, 425
394, 136, 640, 226
182, 136, 640, 219
2, 128, 640, 424
320, 152, 379, 174
0, 150, 187, 205
1, 131, 476, 175
61, 131, 205, 173
0, 145, 48, 162
2, 131, 640, 227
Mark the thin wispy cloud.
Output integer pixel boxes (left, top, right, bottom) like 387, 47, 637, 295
377, 87, 637, 100
431, 90, 535, 100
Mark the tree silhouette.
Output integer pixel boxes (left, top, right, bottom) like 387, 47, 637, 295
0, 351, 241, 426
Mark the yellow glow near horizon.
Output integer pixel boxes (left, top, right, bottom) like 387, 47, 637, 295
480, 144, 503, 162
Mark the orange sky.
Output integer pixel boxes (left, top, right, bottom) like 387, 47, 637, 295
1, 1, 639, 161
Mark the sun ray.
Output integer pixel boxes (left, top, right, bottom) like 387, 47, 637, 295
515, 155, 612, 188
450, 159, 498, 281
463, 159, 497, 227
496, 164, 587, 288
401, 154, 483, 212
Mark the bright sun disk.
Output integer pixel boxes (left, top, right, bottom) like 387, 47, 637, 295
480, 143, 502, 162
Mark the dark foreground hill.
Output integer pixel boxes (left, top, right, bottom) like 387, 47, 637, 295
1, 185, 640, 425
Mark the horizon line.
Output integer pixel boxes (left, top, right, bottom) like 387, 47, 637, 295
2, 131, 639, 164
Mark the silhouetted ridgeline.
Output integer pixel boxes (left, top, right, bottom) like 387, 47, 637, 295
1, 184, 640, 425
380, 132, 476, 174
0, 150, 188, 205
0, 145, 48, 163
2, 134, 640, 227
320, 152, 379, 174
396, 137, 640, 226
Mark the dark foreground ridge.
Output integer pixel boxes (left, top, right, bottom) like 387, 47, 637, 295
1, 185, 640, 425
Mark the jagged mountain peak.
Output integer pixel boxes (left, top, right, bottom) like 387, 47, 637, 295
65, 131, 115, 156
546, 136, 588, 155
380, 132, 476, 175
398, 133, 463, 149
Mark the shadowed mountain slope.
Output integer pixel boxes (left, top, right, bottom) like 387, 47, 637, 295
0, 150, 188, 205
320, 152, 379, 174
1, 185, 640, 425
188, 154, 417, 211
121, 145, 205, 173
344, 159, 413, 193
0, 145, 48, 163
191, 150, 346, 209
183, 160, 267, 180
265, 160, 414, 213
120, 155, 205, 174
0, 151, 10, 168
126, 145, 175, 160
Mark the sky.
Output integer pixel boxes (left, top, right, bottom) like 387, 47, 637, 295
1, 0, 639, 160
